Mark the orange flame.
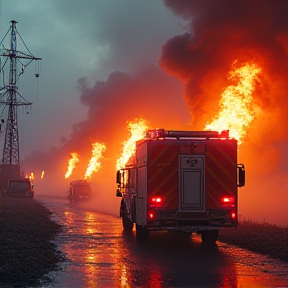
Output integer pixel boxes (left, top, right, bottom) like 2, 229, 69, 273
41, 171, 45, 179
116, 118, 149, 170
84, 143, 106, 180
65, 152, 80, 179
28, 172, 34, 181
205, 62, 261, 145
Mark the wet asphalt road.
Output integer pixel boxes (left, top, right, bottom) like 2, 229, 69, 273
37, 196, 288, 288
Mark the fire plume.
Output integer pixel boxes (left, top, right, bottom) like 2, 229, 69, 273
84, 143, 106, 180
65, 152, 80, 179
116, 118, 149, 170
205, 62, 261, 145
28, 172, 34, 181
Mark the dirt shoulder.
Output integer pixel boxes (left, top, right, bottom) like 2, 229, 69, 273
219, 220, 288, 263
0, 196, 64, 288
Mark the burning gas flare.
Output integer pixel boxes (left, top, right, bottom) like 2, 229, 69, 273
27, 172, 34, 181
116, 118, 149, 170
84, 143, 106, 180
65, 152, 80, 179
205, 62, 261, 145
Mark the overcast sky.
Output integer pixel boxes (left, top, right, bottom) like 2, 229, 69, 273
0, 0, 188, 157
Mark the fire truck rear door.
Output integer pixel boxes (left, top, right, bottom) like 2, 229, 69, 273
179, 156, 205, 211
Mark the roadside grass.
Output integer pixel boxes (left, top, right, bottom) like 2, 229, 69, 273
219, 219, 288, 262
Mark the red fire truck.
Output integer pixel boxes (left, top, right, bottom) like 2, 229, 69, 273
67, 180, 92, 203
116, 129, 245, 242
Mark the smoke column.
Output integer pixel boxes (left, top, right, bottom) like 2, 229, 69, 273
23, 64, 189, 215
161, 0, 288, 225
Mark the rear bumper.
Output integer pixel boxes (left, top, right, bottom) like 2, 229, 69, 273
5, 191, 34, 198
68, 195, 91, 202
147, 209, 237, 231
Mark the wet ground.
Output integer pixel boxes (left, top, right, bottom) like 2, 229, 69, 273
37, 196, 288, 288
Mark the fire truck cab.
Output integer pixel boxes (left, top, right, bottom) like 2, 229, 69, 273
116, 129, 245, 242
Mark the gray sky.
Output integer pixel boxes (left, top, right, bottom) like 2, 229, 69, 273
0, 0, 188, 157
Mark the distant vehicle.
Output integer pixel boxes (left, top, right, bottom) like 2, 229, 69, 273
67, 180, 92, 203
4, 178, 34, 198
116, 129, 245, 243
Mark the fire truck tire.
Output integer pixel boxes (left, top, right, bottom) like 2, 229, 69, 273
200, 229, 219, 243
122, 215, 133, 231
136, 224, 149, 242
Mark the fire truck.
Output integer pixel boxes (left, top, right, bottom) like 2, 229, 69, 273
116, 129, 245, 242
67, 180, 92, 203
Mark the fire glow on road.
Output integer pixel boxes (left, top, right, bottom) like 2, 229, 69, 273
37, 196, 288, 288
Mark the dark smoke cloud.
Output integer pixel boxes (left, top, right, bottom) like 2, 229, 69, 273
23, 63, 189, 213
161, 0, 288, 129
161, 0, 288, 224
65, 63, 189, 164
161, 0, 288, 158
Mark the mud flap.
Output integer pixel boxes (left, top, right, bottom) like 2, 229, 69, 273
136, 224, 149, 242
199, 229, 219, 243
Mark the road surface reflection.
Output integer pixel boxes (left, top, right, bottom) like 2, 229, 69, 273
38, 196, 288, 288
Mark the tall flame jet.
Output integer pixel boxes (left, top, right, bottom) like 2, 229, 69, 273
116, 118, 149, 170
84, 143, 106, 180
65, 152, 80, 179
205, 62, 261, 145
28, 172, 34, 181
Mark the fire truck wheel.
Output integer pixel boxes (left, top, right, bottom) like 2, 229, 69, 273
200, 229, 219, 243
122, 215, 133, 231
136, 224, 149, 242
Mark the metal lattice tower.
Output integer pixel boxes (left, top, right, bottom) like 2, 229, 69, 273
0, 20, 41, 178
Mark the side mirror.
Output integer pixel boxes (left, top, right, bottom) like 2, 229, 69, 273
237, 164, 245, 187
116, 170, 121, 184
116, 188, 122, 197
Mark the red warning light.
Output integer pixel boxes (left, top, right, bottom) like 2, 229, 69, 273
221, 197, 235, 207
222, 197, 234, 203
151, 197, 162, 204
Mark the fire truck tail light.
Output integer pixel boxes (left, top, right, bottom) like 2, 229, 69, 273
149, 196, 163, 205
148, 212, 155, 219
152, 197, 162, 203
221, 197, 235, 205
231, 212, 236, 219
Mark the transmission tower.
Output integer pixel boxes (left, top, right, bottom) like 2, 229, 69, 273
0, 20, 41, 181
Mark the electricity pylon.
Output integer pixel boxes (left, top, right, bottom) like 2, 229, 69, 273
0, 20, 41, 180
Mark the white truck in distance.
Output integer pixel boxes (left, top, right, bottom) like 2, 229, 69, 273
4, 178, 34, 198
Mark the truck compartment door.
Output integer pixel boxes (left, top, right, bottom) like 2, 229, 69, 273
179, 156, 205, 211
136, 166, 147, 225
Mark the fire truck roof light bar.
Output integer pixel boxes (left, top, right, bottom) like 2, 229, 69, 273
146, 129, 229, 140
